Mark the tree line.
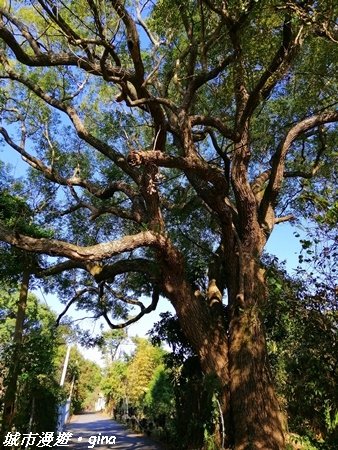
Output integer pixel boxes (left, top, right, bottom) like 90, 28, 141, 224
0, 285, 103, 441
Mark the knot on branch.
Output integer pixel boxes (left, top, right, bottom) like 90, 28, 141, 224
144, 163, 162, 196
127, 150, 143, 166
87, 261, 103, 277
207, 279, 222, 307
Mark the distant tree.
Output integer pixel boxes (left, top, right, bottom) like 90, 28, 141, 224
98, 329, 128, 363
67, 348, 102, 413
0, 288, 62, 434
101, 338, 165, 418
0, 191, 53, 437
144, 365, 175, 421
126, 338, 164, 407
0, 2, 337, 447
101, 359, 128, 416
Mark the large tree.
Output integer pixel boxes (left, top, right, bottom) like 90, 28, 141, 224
0, 1, 337, 448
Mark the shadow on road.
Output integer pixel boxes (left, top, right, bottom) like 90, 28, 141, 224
59, 412, 163, 449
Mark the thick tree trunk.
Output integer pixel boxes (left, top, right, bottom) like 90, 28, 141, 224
229, 310, 285, 449
160, 238, 285, 449
228, 259, 286, 450
161, 252, 232, 446
226, 124, 286, 448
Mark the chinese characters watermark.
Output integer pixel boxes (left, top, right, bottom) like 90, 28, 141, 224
2, 431, 116, 448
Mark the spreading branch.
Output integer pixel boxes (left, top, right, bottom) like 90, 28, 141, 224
260, 110, 338, 221
0, 222, 167, 262
101, 285, 160, 329
0, 7, 127, 78
110, 0, 144, 81
240, 18, 303, 129
55, 288, 96, 327
0, 54, 140, 183
127, 149, 228, 192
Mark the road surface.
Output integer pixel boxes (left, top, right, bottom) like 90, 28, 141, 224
56, 412, 163, 449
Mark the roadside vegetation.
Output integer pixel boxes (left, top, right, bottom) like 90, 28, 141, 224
100, 255, 337, 449
0, 284, 103, 440
0, 1, 337, 448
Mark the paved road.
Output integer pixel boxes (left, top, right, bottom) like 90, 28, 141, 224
57, 412, 163, 449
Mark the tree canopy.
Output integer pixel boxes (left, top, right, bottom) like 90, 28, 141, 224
0, 1, 337, 448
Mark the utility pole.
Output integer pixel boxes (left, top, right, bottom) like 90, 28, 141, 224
56, 344, 72, 432
60, 345, 71, 386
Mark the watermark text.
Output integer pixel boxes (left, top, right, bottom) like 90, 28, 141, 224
2, 431, 117, 448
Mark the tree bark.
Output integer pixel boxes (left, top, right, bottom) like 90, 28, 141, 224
160, 248, 232, 446
159, 231, 286, 449
228, 257, 286, 450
